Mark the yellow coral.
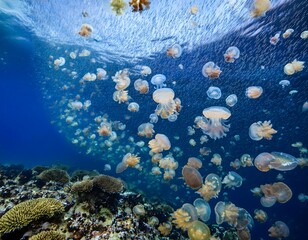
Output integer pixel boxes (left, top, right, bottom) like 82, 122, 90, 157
0, 198, 64, 233
172, 208, 193, 230
29, 231, 65, 240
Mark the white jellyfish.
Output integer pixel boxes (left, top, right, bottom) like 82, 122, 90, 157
167, 44, 182, 58
270, 32, 281, 45
207, 86, 222, 99
279, 80, 290, 88
151, 74, 166, 89
225, 94, 238, 107
224, 46, 240, 63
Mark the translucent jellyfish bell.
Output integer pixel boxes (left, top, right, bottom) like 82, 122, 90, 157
149, 113, 159, 123
167, 44, 182, 58
206, 86, 222, 99
225, 94, 238, 107
269, 152, 298, 171
254, 152, 276, 172
260, 196, 277, 207
168, 114, 178, 122
224, 46, 240, 63
187, 221, 211, 240
153, 88, 175, 104
268, 221, 290, 239
193, 198, 211, 222
246, 86, 263, 99
182, 165, 203, 189
151, 74, 166, 88
279, 80, 290, 88
222, 171, 243, 188
202, 62, 221, 79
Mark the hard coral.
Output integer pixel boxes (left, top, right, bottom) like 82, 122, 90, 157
0, 198, 64, 233
29, 230, 65, 240
129, 0, 151, 13
37, 169, 70, 184
93, 175, 124, 193
71, 179, 94, 192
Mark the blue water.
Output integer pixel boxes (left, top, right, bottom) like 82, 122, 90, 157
1, 0, 308, 239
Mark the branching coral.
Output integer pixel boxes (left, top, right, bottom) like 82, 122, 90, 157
0, 198, 64, 233
29, 231, 65, 240
129, 0, 151, 13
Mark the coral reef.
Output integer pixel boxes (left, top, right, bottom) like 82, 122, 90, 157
0, 198, 64, 233
29, 230, 65, 240
37, 169, 70, 184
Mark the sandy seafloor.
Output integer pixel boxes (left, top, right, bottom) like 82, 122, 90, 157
0, 0, 308, 239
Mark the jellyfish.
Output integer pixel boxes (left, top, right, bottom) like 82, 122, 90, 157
202, 62, 222, 79
222, 171, 243, 188
260, 196, 277, 207
254, 209, 267, 223
300, 30, 308, 39
172, 203, 198, 230
251, 0, 270, 17
151, 74, 166, 89
214, 201, 239, 226
113, 90, 129, 103
163, 169, 176, 180
140, 66, 152, 76
226, 94, 238, 107
83, 72, 96, 81
210, 153, 222, 166
159, 156, 178, 170
129, 0, 150, 13
187, 221, 211, 240
148, 133, 171, 153
187, 157, 202, 169
149, 113, 159, 123
261, 182, 292, 204
151, 166, 162, 175
96, 68, 107, 80
206, 86, 222, 99
112, 69, 130, 90
79, 23, 93, 37
200, 106, 231, 140
245, 86, 263, 99
284, 59, 305, 75
54, 57, 65, 67
254, 152, 276, 172
134, 79, 149, 94
240, 154, 253, 167
193, 198, 211, 222
97, 122, 112, 136
182, 165, 203, 189
282, 29, 294, 38
158, 222, 172, 236
128, 102, 140, 112
174, 98, 182, 113
197, 173, 222, 201
249, 120, 277, 140
168, 114, 178, 122
268, 221, 290, 239
110, 0, 127, 15
269, 152, 298, 171
167, 44, 182, 58
133, 204, 146, 216
116, 153, 140, 173
298, 193, 308, 202
270, 32, 281, 45
224, 46, 240, 63
302, 101, 308, 112
153, 88, 176, 119
190, 5, 198, 15
68, 100, 83, 110
138, 123, 154, 138
279, 80, 290, 88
